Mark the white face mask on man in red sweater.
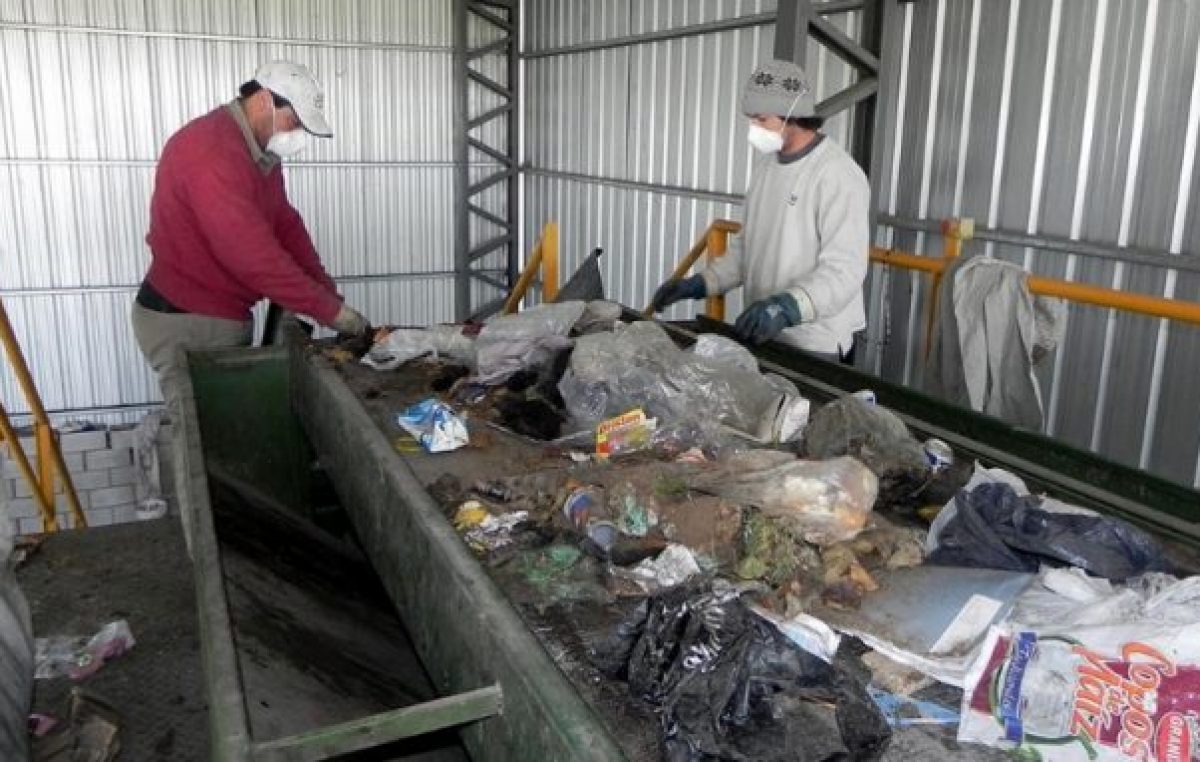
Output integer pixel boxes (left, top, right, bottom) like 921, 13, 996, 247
266, 99, 308, 158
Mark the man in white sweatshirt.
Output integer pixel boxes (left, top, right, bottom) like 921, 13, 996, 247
652, 59, 871, 363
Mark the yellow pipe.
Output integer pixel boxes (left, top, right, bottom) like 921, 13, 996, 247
869, 247, 1200, 327
502, 232, 545, 314
1028, 277, 1200, 325
0, 405, 57, 531
542, 222, 560, 303
0, 298, 84, 530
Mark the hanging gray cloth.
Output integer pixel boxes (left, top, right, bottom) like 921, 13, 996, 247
0, 519, 33, 761
927, 256, 1065, 430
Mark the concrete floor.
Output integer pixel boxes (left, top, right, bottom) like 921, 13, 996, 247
20, 517, 209, 761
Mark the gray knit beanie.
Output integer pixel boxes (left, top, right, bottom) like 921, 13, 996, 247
741, 59, 816, 118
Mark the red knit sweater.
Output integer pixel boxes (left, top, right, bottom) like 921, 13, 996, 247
144, 105, 341, 324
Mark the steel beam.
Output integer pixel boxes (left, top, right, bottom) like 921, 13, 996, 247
774, 0, 813, 63
452, 1, 471, 321
454, 0, 518, 320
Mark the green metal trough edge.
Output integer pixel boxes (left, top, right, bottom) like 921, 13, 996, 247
286, 327, 629, 762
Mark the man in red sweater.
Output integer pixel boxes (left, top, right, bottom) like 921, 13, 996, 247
132, 61, 369, 417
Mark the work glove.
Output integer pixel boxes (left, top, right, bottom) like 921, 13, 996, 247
735, 293, 802, 345
651, 274, 707, 312
331, 303, 370, 337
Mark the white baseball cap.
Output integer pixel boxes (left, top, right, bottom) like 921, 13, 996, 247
254, 61, 333, 137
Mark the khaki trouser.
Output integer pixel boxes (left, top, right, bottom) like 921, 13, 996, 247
131, 302, 253, 423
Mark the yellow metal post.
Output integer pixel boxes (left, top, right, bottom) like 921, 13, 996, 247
0, 405, 57, 531
541, 222, 560, 303
704, 226, 729, 322
924, 218, 973, 359
0, 298, 86, 530
503, 238, 544, 314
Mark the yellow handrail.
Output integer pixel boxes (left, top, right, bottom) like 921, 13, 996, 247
502, 222, 560, 314
0, 298, 87, 532
870, 218, 1200, 327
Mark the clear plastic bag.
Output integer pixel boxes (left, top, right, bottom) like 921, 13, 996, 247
559, 323, 804, 441
474, 301, 586, 384
689, 453, 879, 546
361, 325, 477, 371
689, 333, 759, 372
34, 620, 135, 680
804, 396, 929, 509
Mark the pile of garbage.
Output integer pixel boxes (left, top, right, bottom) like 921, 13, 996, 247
349, 302, 1199, 762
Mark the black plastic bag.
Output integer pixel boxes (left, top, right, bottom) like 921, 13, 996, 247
593, 583, 891, 761
927, 482, 1173, 580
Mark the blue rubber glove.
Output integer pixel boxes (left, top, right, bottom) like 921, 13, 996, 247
651, 274, 707, 312
735, 293, 802, 345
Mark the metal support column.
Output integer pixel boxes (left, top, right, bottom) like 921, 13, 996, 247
774, 0, 812, 63
849, 0, 883, 171
773, 0, 883, 174
453, 0, 519, 321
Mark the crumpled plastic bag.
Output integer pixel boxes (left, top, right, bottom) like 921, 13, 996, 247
34, 620, 135, 680
396, 399, 469, 453
926, 481, 1173, 581
959, 569, 1200, 760
804, 396, 930, 511
688, 452, 879, 546
689, 333, 758, 372
592, 581, 891, 762
473, 301, 586, 385
559, 323, 808, 442
361, 325, 477, 371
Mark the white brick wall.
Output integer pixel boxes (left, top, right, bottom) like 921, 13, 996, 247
0, 422, 174, 535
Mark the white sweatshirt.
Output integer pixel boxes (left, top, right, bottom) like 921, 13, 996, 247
701, 136, 871, 355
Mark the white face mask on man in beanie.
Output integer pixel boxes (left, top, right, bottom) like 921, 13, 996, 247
746, 90, 805, 155
741, 61, 815, 155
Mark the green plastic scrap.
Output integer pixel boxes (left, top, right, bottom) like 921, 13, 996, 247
613, 486, 658, 537
735, 512, 802, 586
521, 544, 583, 585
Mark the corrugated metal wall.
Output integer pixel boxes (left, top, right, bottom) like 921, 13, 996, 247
522, 0, 862, 321
869, 0, 1200, 487
0, 0, 460, 425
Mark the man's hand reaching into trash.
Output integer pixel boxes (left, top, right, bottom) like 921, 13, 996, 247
651, 274, 707, 312
735, 293, 801, 345
331, 303, 370, 337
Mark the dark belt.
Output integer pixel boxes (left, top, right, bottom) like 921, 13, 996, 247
135, 281, 187, 314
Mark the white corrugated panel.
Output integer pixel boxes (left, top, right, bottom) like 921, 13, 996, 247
0, 0, 459, 419
869, 0, 1200, 487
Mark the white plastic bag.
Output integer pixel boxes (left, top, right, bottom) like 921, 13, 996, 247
473, 301, 586, 384
396, 399, 469, 453
960, 569, 1200, 760
362, 325, 476, 371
